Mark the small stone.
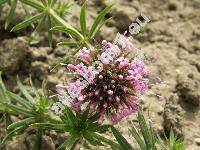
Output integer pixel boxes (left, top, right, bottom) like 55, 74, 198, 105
168, 3, 177, 11
157, 106, 164, 115
195, 138, 200, 146
0, 37, 28, 75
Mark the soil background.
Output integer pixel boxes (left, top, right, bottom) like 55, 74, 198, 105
0, 0, 200, 149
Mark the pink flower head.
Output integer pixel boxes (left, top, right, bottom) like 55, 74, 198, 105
56, 44, 149, 124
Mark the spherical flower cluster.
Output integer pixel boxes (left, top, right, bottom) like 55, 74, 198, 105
56, 39, 149, 124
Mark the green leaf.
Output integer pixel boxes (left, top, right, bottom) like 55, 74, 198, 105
51, 26, 83, 40
92, 132, 121, 149
90, 17, 113, 39
111, 126, 133, 150
65, 107, 77, 125
47, 16, 53, 46
5, 0, 17, 29
157, 134, 167, 150
4, 103, 35, 116
0, 0, 7, 6
2, 125, 27, 144
31, 123, 68, 131
57, 134, 80, 150
138, 111, 154, 149
29, 78, 40, 100
6, 91, 32, 109
81, 109, 89, 122
0, 72, 6, 91
80, 2, 86, 37
7, 117, 35, 130
28, 15, 46, 44
0, 103, 6, 111
129, 126, 147, 150
11, 12, 44, 32
169, 129, 175, 150
83, 131, 102, 146
16, 78, 35, 103
87, 113, 99, 123
57, 41, 78, 47
20, 0, 45, 10
89, 4, 113, 38
149, 123, 157, 150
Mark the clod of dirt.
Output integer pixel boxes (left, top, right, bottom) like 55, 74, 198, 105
163, 94, 184, 137
6, 136, 27, 150
195, 138, 200, 146
176, 73, 200, 106
109, 3, 137, 31
26, 134, 55, 150
0, 37, 28, 75
30, 61, 50, 83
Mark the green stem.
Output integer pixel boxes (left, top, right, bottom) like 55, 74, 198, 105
48, 9, 94, 49
34, 129, 43, 150
94, 133, 121, 150
49, 9, 83, 39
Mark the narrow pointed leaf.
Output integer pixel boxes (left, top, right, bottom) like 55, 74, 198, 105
48, 16, 53, 46
92, 132, 121, 149
89, 5, 113, 37
0, 0, 7, 5
169, 129, 175, 149
80, 2, 86, 37
4, 103, 35, 116
129, 126, 147, 150
90, 17, 113, 39
29, 78, 40, 100
81, 109, 89, 122
31, 123, 68, 131
111, 126, 133, 150
138, 111, 153, 149
5, 0, 17, 29
57, 135, 80, 150
51, 26, 82, 40
7, 117, 35, 130
11, 13, 44, 32
83, 131, 102, 146
65, 107, 77, 125
20, 0, 45, 10
6, 91, 32, 109
2, 125, 27, 144
157, 134, 167, 150
57, 41, 78, 47
16, 78, 35, 103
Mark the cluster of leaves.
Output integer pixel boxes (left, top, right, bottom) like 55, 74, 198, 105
111, 111, 185, 150
0, 73, 120, 149
0, 0, 70, 45
0, 0, 112, 70
0, 72, 185, 150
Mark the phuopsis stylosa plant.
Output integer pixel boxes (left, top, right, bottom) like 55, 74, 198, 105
0, 74, 53, 149
111, 111, 184, 150
0, 1, 185, 150
0, 73, 120, 149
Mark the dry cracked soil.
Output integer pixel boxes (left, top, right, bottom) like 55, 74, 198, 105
0, 0, 200, 149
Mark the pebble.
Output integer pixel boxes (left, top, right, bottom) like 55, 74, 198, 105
195, 138, 200, 146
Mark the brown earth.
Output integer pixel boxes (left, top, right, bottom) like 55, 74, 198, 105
0, 0, 200, 149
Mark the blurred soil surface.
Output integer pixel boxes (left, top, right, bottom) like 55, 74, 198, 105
0, 0, 200, 149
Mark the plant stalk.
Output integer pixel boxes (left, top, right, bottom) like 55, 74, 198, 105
34, 129, 43, 150
48, 9, 93, 49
